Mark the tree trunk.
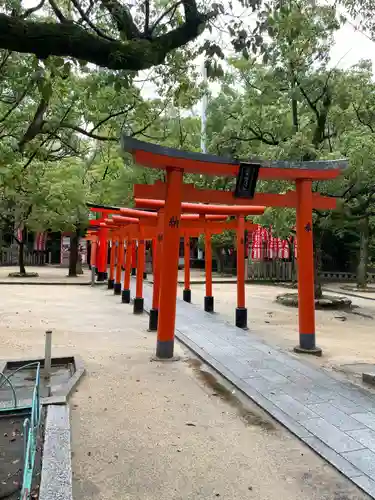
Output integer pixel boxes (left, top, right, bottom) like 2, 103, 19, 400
357, 217, 369, 289
18, 240, 26, 275
291, 76, 299, 133
213, 248, 223, 274
68, 227, 80, 277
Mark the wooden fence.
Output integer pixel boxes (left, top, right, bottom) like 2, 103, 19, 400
247, 260, 296, 282
247, 260, 375, 283
0, 248, 46, 266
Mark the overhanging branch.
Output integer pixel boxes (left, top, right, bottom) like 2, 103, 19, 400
0, 4, 207, 71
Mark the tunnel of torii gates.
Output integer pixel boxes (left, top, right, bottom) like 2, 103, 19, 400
86, 203, 265, 335
117, 137, 348, 359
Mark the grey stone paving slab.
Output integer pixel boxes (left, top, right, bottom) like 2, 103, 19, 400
268, 393, 319, 422
348, 428, 375, 454
302, 436, 364, 478
138, 281, 375, 499
352, 412, 375, 431
279, 383, 324, 405
307, 403, 367, 432
243, 376, 286, 394
257, 368, 288, 384
218, 359, 257, 379
328, 395, 368, 415
299, 418, 365, 453
342, 448, 375, 477
353, 476, 375, 498
305, 384, 337, 401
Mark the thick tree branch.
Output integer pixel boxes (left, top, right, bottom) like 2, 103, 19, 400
296, 78, 319, 120
0, 81, 34, 125
101, 0, 140, 38
70, 0, 116, 41
90, 103, 137, 133
48, 0, 68, 23
144, 0, 150, 35
0, 8, 207, 71
60, 123, 118, 141
150, 1, 183, 35
18, 96, 50, 151
22, 0, 45, 18
353, 104, 375, 133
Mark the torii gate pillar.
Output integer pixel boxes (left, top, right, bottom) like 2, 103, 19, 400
156, 168, 183, 359
294, 179, 321, 355
97, 226, 108, 282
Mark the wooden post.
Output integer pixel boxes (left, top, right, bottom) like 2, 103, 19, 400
156, 168, 183, 359
294, 179, 322, 356
122, 238, 132, 303
108, 238, 116, 289
183, 234, 191, 303
134, 237, 145, 314
236, 215, 247, 328
204, 232, 214, 312
114, 236, 124, 295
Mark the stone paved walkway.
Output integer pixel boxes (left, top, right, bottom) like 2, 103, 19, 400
133, 280, 375, 499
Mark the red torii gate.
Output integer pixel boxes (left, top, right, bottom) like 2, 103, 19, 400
122, 137, 347, 359
134, 198, 264, 326
99, 209, 235, 312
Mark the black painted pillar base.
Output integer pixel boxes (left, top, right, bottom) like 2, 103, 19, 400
155, 339, 174, 359
143, 272, 147, 279
131, 268, 136, 276
148, 308, 159, 331
294, 334, 322, 356
133, 297, 144, 314
122, 289, 131, 304
113, 283, 121, 295
107, 279, 114, 290
235, 307, 248, 329
183, 289, 191, 303
204, 295, 214, 313
97, 271, 106, 282
104, 272, 108, 280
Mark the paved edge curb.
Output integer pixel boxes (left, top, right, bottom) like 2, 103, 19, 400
39, 405, 73, 500
324, 287, 375, 302
134, 283, 375, 500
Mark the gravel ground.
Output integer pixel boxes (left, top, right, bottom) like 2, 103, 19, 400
0, 284, 370, 500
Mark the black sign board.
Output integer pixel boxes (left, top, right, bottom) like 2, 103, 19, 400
234, 162, 260, 199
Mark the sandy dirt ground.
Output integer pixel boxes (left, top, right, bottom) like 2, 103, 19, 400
0, 265, 90, 283
0, 284, 369, 500
186, 282, 375, 372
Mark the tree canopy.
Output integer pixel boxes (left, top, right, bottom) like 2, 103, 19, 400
1, 0, 375, 286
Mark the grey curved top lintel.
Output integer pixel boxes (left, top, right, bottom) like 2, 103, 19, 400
121, 135, 348, 171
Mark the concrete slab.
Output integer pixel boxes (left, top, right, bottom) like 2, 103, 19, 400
39, 405, 73, 500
